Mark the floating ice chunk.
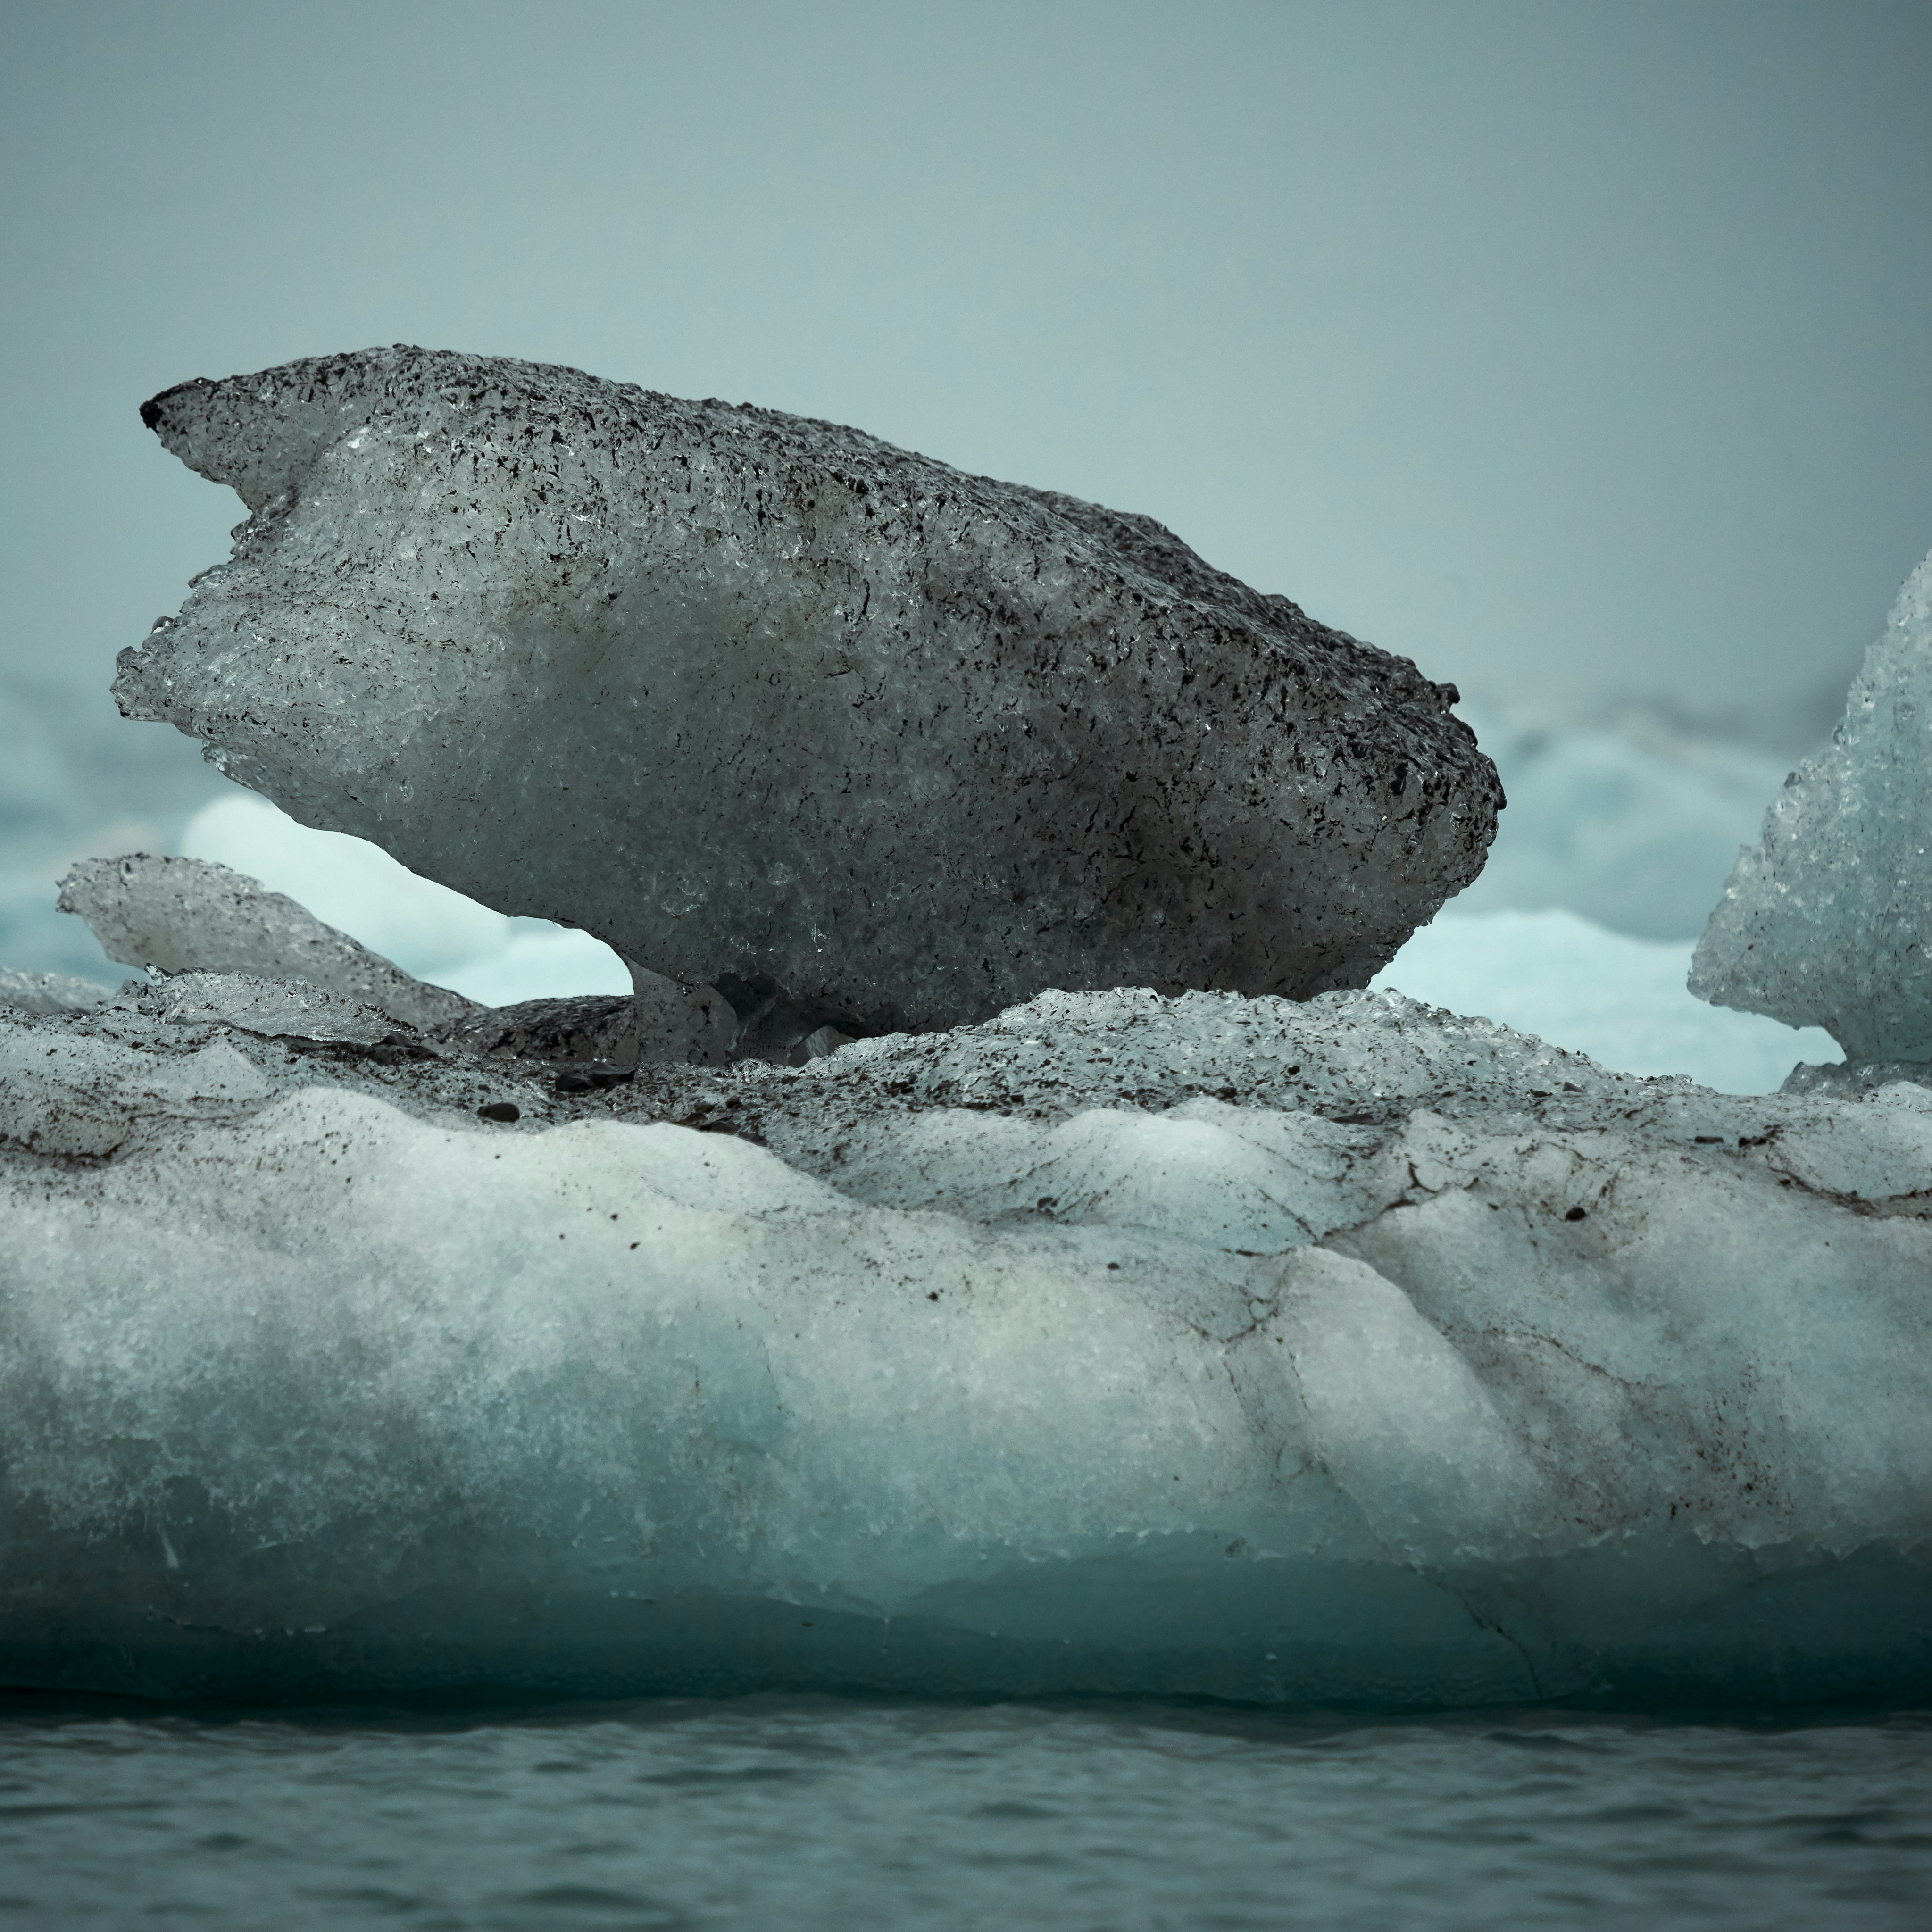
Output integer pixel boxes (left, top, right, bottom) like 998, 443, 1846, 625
117, 348, 1499, 1041
58, 852, 479, 1032
1692, 550, 1932, 1061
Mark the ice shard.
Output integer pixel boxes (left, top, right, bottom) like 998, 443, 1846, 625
1692, 550, 1932, 1062
115, 348, 1501, 1044
58, 852, 478, 1032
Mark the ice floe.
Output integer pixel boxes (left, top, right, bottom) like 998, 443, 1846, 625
3, 983, 1928, 1706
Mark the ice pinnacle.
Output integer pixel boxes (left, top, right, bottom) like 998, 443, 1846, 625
117, 347, 1502, 1043
1692, 549, 1932, 1062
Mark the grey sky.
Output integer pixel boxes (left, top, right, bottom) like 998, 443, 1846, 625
3, 0, 1929, 841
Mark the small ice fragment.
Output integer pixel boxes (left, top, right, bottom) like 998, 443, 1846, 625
58, 853, 478, 1033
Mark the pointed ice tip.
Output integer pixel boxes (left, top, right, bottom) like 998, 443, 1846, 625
137, 364, 353, 512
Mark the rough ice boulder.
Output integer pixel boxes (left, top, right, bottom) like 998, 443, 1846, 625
115, 347, 1500, 1047
4, 984, 1931, 1707
58, 852, 478, 1032
1692, 550, 1932, 1061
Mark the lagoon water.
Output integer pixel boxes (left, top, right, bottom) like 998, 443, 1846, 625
2, 1696, 1930, 1929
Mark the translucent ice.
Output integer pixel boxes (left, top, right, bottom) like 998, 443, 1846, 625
59, 853, 478, 1031
3, 986, 1929, 1707
1692, 550, 1932, 1061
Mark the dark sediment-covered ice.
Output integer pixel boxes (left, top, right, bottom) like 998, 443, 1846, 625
3, 982, 1930, 1707
115, 347, 1500, 1052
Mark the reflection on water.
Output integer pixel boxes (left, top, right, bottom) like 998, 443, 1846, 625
2, 1695, 1930, 1929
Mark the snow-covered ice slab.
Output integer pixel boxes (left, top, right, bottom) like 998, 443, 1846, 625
2, 986, 1929, 1707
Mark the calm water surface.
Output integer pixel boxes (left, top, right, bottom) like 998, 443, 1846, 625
1, 1696, 1929, 1929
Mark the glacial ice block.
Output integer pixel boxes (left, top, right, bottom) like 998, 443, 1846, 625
1692, 550, 1932, 1061
115, 347, 1501, 1045
58, 852, 478, 1032
4, 985, 1932, 1706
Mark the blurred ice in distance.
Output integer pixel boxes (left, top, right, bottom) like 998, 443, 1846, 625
1372, 907, 1838, 1093
176, 794, 631, 1007
1359, 705, 1840, 1093
1448, 707, 1793, 941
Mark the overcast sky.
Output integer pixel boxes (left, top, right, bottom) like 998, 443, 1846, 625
4, 0, 1930, 840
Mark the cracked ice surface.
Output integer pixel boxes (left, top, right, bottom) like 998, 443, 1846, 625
3, 983, 1930, 1706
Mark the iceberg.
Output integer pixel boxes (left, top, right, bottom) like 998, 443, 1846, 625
8, 363, 1928, 1714
3, 984, 1929, 1707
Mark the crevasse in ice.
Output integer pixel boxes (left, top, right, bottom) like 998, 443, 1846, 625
1693, 550, 1932, 1061
3, 981, 1930, 1707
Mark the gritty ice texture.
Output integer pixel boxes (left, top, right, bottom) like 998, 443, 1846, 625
114, 347, 1500, 1047
3, 984, 1930, 1706
1692, 551, 1932, 1061
0, 966, 108, 1016
59, 853, 478, 1032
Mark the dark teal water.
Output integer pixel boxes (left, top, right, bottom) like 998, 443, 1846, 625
2, 1697, 1930, 1929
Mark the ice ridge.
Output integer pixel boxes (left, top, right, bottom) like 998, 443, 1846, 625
58, 852, 479, 1033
